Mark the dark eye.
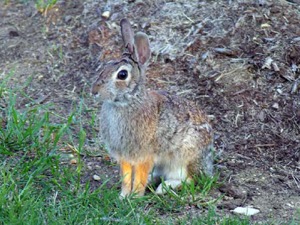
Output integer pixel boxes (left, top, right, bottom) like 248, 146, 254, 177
117, 70, 128, 80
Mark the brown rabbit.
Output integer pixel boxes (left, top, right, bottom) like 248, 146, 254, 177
91, 19, 214, 197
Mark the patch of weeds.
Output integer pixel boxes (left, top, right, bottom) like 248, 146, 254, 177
68, 96, 104, 157
147, 173, 221, 214
84, 108, 99, 144
0, 93, 69, 223
35, 0, 57, 13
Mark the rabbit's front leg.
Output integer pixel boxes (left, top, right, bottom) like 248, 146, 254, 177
133, 159, 154, 196
120, 160, 133, 198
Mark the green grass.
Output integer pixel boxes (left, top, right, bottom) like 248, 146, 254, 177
0, 92, 222, 224
37, 0, 60, 11
3, 0, 58, 13
2, 73, 298, 224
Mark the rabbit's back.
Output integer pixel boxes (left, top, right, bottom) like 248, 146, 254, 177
156, 91, 213, 148
154, 91, 213, 172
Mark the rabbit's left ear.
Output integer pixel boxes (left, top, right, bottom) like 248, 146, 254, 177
134, 32, 151, 65
120, 18, 135, 54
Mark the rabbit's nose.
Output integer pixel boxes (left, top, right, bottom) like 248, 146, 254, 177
91, 84, 100, 96
91, 89, 97, 96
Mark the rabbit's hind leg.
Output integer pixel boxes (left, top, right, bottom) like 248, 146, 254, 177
155, 165, 190, 194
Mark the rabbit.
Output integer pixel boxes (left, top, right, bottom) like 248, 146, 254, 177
91, 18, 214, 197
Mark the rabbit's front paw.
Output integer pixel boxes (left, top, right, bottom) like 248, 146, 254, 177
119, 192, 127, 200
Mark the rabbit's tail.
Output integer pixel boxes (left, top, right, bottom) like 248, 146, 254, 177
186, 142, 214, 178
202, 142, 214, 177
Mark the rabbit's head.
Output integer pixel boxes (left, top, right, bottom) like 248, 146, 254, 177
92, 19, 151, 104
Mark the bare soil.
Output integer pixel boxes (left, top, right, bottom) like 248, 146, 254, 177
1, 0, 299, 223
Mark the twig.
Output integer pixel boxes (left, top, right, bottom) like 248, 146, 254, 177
254, 143, 276, 148
215, 67, 242, 82
181, 12, 195, 23
292, 172, 299, 189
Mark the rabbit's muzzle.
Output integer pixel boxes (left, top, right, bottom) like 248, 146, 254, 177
91, 80, 110, 101
92, 79, 119, 103
91, 82, 101, 96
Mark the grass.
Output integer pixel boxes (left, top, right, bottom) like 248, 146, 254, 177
1, 73, 299, 225
1, 1, 300, 224
3, 0, 58, 13
34, 0, 58, 13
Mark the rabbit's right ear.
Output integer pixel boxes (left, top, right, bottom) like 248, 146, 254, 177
120, 18, 135, 54
134, 32, 151, 65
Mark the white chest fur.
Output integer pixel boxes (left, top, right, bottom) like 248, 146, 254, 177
99, 101, 156, 162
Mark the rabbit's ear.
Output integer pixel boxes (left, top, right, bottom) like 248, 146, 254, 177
134, 32, 151, 65
120, 18, 135, 54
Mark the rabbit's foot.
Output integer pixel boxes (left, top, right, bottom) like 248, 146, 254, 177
120, 187, 132, 199
119, 192, 128, 199
155, 179, 182, 194
132, 161, 154, 196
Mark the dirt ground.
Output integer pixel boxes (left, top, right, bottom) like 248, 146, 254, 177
1, 0, 299, 223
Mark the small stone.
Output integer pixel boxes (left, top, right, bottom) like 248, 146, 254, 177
102, 11, 110, 19
87, 165, 92, 170
70, 159, 77, 164
272, 103, 279, 109
93, 175, 101, 181
232, 206, 260, 216
64, 15, 72, 23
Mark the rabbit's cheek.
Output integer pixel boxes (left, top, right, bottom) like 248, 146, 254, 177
115, 80, 129, 90
96, 86, 114, 101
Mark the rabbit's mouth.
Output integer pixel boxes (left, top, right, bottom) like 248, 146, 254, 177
112, 91, 140, 105
113, 94, 130, 104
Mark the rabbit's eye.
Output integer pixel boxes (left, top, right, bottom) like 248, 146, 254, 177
117, 70, 128, 80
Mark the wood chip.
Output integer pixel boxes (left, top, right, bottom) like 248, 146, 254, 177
102, 11, 110, 19
214, 48, 236, 56
272, 62, 280, 71
272, 102, 279, 109
262, 57, 273, 70
261, 23, 271, 28
291, 79, 300, 94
